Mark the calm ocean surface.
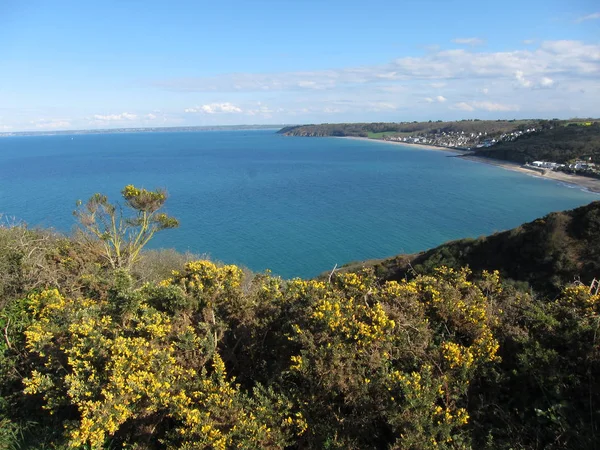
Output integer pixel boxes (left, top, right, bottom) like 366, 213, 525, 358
1, 130, 598, 278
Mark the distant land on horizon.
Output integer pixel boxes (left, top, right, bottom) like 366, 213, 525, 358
3, 118, 599, 138
0, 124, 291, 137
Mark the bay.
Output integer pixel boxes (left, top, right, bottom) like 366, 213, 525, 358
1, 130, 598, 278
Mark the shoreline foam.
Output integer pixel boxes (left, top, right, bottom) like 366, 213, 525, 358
344, 136, 600, 194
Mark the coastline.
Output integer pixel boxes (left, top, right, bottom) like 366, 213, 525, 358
343, 136, 600, 194
341, 136, 467, 154
460, 155, 600, 194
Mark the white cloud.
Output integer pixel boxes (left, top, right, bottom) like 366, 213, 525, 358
474, 101, 519, 112
145, 113, 157, 120
376, 85, 407, 93
247, 102, 274, 117
453, 101, 519, 112
156, 40, 600, 95
93, 112, 137, 121
454, 102, 475, 111
515, 70, 532, 88
575, 12, 600, 23
522, 39, 535, 45
375, 72, 399, 80
425, 96, 447, 103
452, 37, 485, 46
365, 102, 397, 111
30, 119, 72, 129
515, 71, 557, 89
297, 80, 322, 89
185, 103, 243, 114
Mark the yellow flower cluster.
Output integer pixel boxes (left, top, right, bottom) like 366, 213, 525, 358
258, 276, 285, 302
381, 280, 420, 297
406, 267, 501, 366
310, 294, 395, 346
441, 342, 474, 369
336, 272, 369, 291
432, 405, 470, 426
285, 279, 327, 301
23, 285, 292, 449
560, 284, 600, 313
121, 184, 141, 198
390, 370, 424, 392
164, 260, 243, 301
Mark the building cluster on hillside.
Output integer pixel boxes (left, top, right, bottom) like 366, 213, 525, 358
383, 128, 537, 150
529, 161, 565, 170
526, 159, 599, 177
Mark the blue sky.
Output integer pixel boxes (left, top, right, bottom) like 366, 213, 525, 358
1, 0, 599, 131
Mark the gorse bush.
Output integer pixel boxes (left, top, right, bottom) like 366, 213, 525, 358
22, 264, 504, 449
1, 187, 599, 449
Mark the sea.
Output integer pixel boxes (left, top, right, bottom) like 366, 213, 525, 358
1, 129, 598, 279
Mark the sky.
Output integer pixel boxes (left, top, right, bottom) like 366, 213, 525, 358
0, 0, 599, 131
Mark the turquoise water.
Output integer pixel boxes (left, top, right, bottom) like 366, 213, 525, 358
1, 130, 598, 278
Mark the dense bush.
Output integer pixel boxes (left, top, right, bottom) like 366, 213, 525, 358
1, 190, 599, 449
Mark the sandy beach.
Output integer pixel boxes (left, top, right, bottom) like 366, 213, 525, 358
342, 136, 467, 154
344, 136, 600, 194
460, 155, 600, 194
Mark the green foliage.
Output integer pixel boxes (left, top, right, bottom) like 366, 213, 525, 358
468, 283, 600, 449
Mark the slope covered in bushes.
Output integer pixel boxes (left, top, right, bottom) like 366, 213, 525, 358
346, 201, 600, 297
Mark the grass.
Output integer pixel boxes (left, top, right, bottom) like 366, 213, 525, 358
367, 131, 404, 138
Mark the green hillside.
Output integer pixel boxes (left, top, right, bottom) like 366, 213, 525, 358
341, 201, 600, 296
278, 119, 538, 138
474, 122, 600, 164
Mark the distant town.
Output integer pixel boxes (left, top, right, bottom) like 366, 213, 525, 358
384, 125, 599, 178
384, 126, 538, 149
280, 119, 600, 180
381, 123, 599, 178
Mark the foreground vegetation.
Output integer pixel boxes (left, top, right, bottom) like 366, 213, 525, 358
1, 188, 599, 449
